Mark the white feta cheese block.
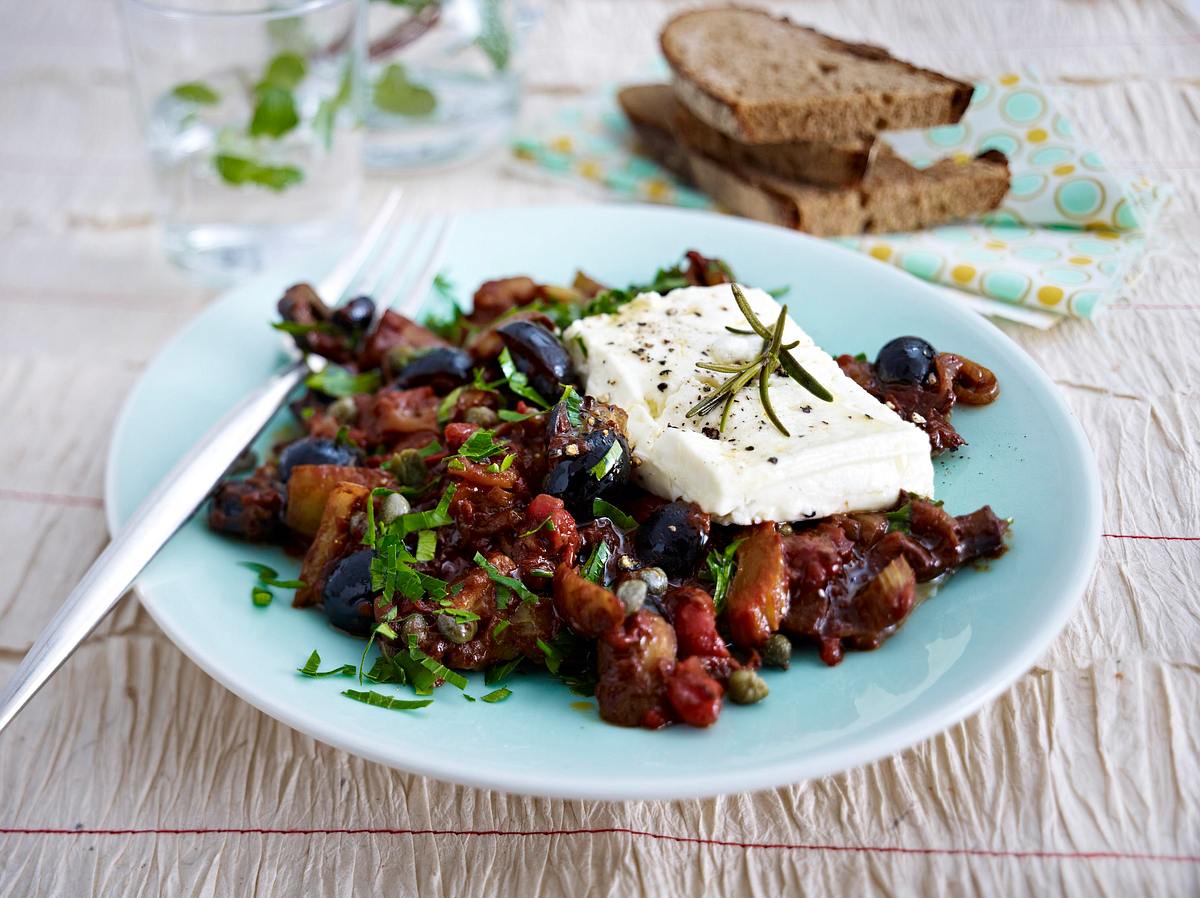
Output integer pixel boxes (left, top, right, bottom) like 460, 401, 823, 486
563, 284, 934, 524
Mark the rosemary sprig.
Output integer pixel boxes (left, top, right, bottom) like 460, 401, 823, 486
687, 284, 832, 436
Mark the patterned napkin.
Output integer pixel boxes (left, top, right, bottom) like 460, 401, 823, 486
512, 72, 1170, 326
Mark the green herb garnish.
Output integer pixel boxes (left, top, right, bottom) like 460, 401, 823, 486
407, 635, 467, 689
590, 440, 623, 481
241, 560, 305, 607
297, 650, 356, 679
517, 516, 556, 538
305, 365, 382, 398
481, 687, 511, 703
687, 284, 831, 436
485, 656, 520, 684
498, 347, 550, 408
885, 503, 912, 534
341, 689, 433, 711
703, 538, 745, 615
414, 529, 437, 562
454, 429, 508, 462
580, 541, 611, 584
474, 552, 537, 608
591, 499, 637, 531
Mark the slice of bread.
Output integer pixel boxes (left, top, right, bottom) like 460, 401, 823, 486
661, 7, 974, 144
687, 149, 1011, 237
616, 84, 694, 180
621, 83, 875, 188
672, 93, 875, 188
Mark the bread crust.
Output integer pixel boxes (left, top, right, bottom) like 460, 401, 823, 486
661, 7, 974, 143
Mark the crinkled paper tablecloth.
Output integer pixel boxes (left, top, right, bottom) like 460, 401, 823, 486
1, 1, 1199, 895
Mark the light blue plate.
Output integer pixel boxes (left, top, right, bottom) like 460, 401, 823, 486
106, 204, 1100, 800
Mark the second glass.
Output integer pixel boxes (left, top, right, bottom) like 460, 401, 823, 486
362, 0, 527, 170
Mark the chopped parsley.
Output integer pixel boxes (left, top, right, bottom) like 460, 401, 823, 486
485, 656, 520, 685
240, 561, 305, 607
481, 687, 512, 703
498, 347, 549, 408
580, 541, 611, 584
340, 689, 433, 711
414, 529, 437, 562
297, 650, 356, 679
407, 635, 467, 689
454, 429, 508, 462
497, 408, 543, 423
591, 499, 637, 531
305, 365, 382, 398
590, 440, 623, 481
474, 552, 538, 608
559, 384, 582, 426
885, 503, 913, 534
703, 538, 745, 615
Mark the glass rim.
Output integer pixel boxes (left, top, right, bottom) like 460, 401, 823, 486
122, 0, 352, 22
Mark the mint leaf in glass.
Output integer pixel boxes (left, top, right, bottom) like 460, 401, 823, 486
477, 0, 510, 71
373, 63, 436, 116
249, 85, 300, 138
171, 82, 220, 105
214, 154, 304, 192
260, 51, 308, 91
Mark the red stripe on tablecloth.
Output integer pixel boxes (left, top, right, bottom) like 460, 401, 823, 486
0, 826, 1197, 863
0, 488, 103, 509
1103, 533, 1200, 542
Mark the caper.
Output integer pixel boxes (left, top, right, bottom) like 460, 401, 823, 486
636, 566, 669, 596
385, 345, 420, 376
615, 578, 647, 615
728, 669, 769, 705
328, 395, 358, 424
436, 613, 477, 645
386, 448, 427, 487
762, 633, 792, 670
399, 613, 430, 640
464, 405, 499, 427
381, 492, 411, 523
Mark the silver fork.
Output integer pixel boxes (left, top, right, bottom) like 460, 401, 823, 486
0, 190, 452, 735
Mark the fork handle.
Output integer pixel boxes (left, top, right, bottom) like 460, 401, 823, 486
0, 358, 310, 735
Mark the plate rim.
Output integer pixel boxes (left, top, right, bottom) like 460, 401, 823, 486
104, 202, 1102, 800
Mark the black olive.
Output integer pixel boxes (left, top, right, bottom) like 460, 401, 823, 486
322, 549, 376, 636
496, 320, 575, 400
875, 336, 937, 386
277, 436, 358, 481
543, 429, 630, 514
331, 295, 375, 333
393, 347, 473, 393
635, 502, 708, 579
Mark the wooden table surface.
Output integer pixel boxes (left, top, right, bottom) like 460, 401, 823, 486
2, 1, 1198, 895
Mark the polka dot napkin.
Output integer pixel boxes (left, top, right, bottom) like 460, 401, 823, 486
511, 72, 1170, 324
846, 71, 1170, 320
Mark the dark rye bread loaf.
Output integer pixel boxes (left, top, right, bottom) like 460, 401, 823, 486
661, 7, 974, 144
619, 83, 874, 188
687, 149, 1011, 237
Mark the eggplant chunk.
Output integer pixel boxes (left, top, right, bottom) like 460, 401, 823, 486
725, 523, 789, 649
553, 563, 624, 637
295, 482, 372, 607
595, 610, 677, 728
284, 465, 393, 537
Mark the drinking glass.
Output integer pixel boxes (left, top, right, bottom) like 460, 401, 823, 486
120, 0, 365, 280
362, 0, 532, 170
